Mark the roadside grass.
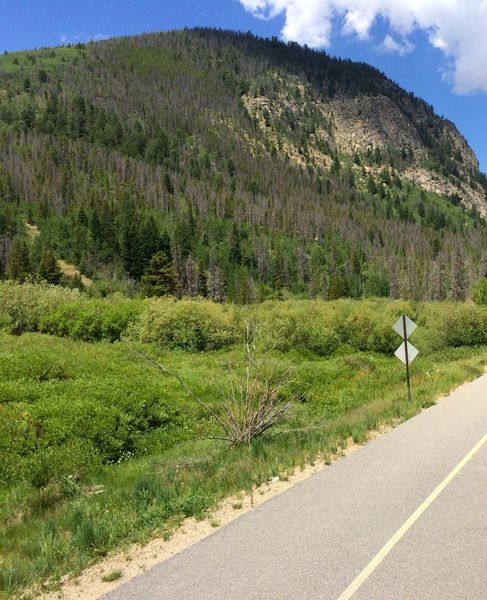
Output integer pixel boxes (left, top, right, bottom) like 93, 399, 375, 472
101, 570, 123, 583
1, 331, 486, 598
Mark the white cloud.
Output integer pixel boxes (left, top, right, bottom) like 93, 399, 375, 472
60, 32, 110, 45
239, 0, 487, 94
380, 34, 414, 56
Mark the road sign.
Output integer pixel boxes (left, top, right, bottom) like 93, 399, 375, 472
393, 315, 417, 339
393, 315, 418, 402
395, 341, 419, 365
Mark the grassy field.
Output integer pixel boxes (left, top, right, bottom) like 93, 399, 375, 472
1, 289, 487, 597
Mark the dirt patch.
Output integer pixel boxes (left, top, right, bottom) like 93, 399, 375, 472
58, 260, 93, 287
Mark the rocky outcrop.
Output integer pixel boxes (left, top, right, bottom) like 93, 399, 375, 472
242, 71, 486, 216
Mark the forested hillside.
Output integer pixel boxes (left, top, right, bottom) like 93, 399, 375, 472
1, 28, 487, 301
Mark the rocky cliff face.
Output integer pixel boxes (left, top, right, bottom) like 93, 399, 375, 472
241, 67, 486, 216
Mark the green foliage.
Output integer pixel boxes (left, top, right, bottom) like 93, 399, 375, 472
440, 304, 487, 347
140, 251, 178, 297
6, 236, 32, 282
4, 283, 487, 358
40, 298, 143, 342
328, 273, 350, 300
0, 46, 84, 74
338, 307, 397, 354
259, 301, 341, 356
256, 299, 408, 355
0, 281, 80, 335
133, 298, 239, 351
38, 248, 62, 284
25, 441, 101, 490
0, 333, 192, 489
473, 279, 487, 305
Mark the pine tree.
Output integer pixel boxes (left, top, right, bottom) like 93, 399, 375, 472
140, 251, 178, 297
327, 272, 351, 300
174, 209, 195, 259
38, 248, 62, 285
120, 212, 144, 279
6, 236, 32, 282
159, 230, 172, 260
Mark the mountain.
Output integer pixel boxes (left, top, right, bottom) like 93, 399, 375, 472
0, 27, 487, 301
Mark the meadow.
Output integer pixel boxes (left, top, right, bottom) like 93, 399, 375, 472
1, 283, 487, 597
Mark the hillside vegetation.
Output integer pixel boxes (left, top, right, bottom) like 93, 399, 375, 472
2, 285, 487, 596
1, 29, 487, 301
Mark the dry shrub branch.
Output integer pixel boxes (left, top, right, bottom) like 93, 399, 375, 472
138, 324, 297, 445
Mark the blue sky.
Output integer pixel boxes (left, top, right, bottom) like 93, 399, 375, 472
1, 0, 486, 171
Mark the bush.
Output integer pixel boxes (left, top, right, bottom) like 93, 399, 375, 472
24, 440, 102, 489
40, 299, 142, 342
259, 301, 340, 356
0, 281, 80, 335
260, 300, 403, 356
473, 279, 487, 306
441, 304, 487, 347
337, 305, 398, 354
133, 298, 238, 351
0, 343, 189, 488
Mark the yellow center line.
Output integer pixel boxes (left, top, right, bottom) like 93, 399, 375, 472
336, 432, 487, 600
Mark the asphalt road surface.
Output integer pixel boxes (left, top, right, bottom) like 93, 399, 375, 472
105, 374, 487, 600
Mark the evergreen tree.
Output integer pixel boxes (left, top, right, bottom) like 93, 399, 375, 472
140, 251, 178, 297
6, 236, 32, 282
364, 268, 390, 298
159, 230, 172, 260
138, 216, 161, 271
120, 212, 144, 278
174, 209, 195, 259
327, 272, 351, 300
38, 248, 62, 285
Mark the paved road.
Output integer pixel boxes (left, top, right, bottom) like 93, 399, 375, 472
105, 374, 487, 600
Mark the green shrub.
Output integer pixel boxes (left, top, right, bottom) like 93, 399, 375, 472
133, 298, 238, 351
259, 301, 340, 356
101, 302, 143, 342
0, 281, 80, 335
0, 403, 38, 487
24, 440, 101, 489
473, 279, 487, 306
337, 307, 397, 354
441, 304, 487, 347
40, 299, 142, 342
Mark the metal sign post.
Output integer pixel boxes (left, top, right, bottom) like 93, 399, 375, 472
393, 315, 418, 402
